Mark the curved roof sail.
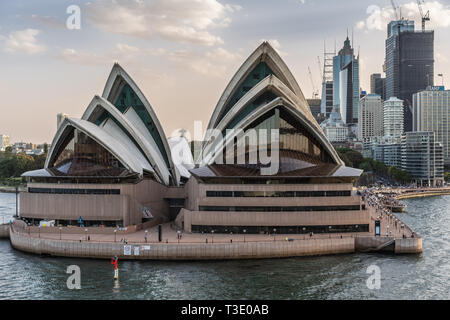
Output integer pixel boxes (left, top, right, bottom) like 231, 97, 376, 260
102, 63, 179, 184
206, 42, 305, 133
82, 95, 171, 185
45, 118, 150, 177
202, 97, 343, 168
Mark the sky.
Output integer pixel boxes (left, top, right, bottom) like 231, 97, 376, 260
0, 0, 449, 144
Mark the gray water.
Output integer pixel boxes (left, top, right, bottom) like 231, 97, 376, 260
0, 192, 449, 300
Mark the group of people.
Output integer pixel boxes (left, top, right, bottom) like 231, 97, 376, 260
361, 188, 411, 238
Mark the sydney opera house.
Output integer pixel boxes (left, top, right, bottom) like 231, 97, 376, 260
20, 42, 371, 235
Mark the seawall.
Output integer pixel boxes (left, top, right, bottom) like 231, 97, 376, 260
9, 227, 422, 259
0, 224, 9, 239
396, 190, 450, 200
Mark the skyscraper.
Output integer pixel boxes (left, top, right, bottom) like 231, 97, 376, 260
385, 20, 434, 132
413, 86, 450, 165
320, 81, 333, 118
370, 73, 386, 101
384, 97, 404, 138
333, 36, 359, 124
320, 45, 335, 119
358, 94, 383, 141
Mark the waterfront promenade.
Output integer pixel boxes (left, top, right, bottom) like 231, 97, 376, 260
1, 190, 422, 260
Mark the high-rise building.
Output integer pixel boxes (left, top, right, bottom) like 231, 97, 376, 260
370, 74, 381, 94
333, 36, 359, 124
0, 134, 10, 151
320, 81, 333, 118
370, 73, 386, 101
384, 97, 404, 138
401, 131, 444, 186
413, 86, 450, 165
307, 98, 322, 123
385, 19, 434, 132
320, 45, 335, 119
363, 135, 401, 168
358, 94, 384, 141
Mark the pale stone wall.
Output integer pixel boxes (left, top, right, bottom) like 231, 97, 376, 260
0, 224, 9, 238
395, 238, 422, 253
9, 229, 355, 260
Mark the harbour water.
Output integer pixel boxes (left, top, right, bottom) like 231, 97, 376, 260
0, 192, 449, 300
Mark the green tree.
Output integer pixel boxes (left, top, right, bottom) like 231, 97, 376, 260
360, 161, 372, 172
444, 172, 450, 182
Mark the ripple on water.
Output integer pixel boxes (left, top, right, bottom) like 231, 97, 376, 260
0, 193, 449, 299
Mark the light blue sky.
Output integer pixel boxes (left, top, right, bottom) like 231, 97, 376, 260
1, 0, 449, 143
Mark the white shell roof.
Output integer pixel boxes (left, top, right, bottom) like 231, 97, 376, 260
201, 41, 342, 166
82, 95, 170, 185
45, 118, 148, 176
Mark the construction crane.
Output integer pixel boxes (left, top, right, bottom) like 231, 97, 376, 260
417, 0, 430, 32
308, 66, 319, 99
390, 0, 400, 20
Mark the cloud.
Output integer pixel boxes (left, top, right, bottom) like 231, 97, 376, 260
356, 1, 450, 32
85, 0, 241, 46
58, 48, 105, 65
58, 44, 167, 66
168, 47, 242, 77
436, 52, 449, 64
30, 15, 66, 29
2, 29, 46, 54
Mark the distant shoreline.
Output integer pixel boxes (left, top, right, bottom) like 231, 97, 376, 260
0, 187, 25, 193
396, 190, 450, 200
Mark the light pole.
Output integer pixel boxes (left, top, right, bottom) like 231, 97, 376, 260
59, 227, 62, 240
114, 229, 117, 242
38, 226, 41, 238
243, 229, 246, 242
273, 228, 276, 241
211, 230, 214, 243
145, 230, 148, 243
85, 228, 88, 241
15, 185, 19, 218
438, 73, 444, 86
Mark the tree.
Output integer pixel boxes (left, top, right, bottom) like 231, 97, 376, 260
360, 162, 372, 172
4, 146, 12, 156
371, 160, 388, 175
445, 172, 450, 182
336, 147, 364, 168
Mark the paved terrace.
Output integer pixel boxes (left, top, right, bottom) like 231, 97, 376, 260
14, 198, 414, 244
